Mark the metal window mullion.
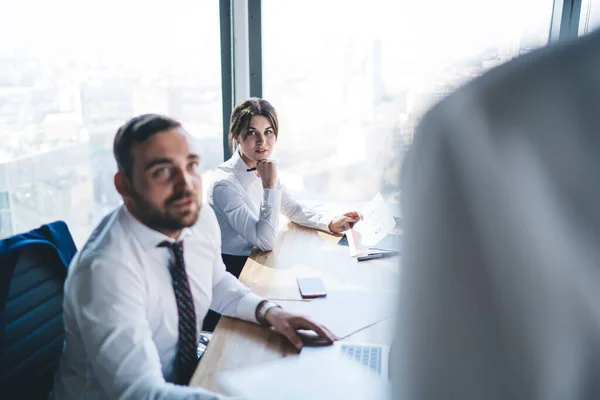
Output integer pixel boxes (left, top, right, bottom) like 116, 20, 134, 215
549, 0, 565, 42
248, 0, 262, 98
220, 0, 234, 160
232, 0, 250, 105
549, 0, 583, 43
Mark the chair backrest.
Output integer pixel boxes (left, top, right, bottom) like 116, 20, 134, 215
1, 245, 68, 399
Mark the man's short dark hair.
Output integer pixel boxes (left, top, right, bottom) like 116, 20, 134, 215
113, 114, 182, 178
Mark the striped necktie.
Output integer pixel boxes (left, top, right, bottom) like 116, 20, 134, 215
159, 240, 198, 384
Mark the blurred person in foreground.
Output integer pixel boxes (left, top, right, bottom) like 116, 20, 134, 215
395, 30, 600, 400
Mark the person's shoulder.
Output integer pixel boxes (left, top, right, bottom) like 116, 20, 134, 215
73, 207, 134, 271
200, 204, 218, 222
437, 32, 600, 118
186, 205, 222, 246
210, 166, 244, 203
212, 173, 240, 189
212, 156, 242, 186
416, 33, 600, 147
193, 205, 220, 234
215, 156, 238, 177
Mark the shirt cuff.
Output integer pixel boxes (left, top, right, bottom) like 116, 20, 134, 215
317, 213, 334, 233
262, 188, 282, 207
235, 292, 266, 324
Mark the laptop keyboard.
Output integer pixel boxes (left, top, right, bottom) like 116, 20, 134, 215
340, 344, 382, 376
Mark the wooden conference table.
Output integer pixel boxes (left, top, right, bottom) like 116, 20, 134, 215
190, 220, 401, 393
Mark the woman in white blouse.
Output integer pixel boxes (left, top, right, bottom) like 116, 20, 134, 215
208, 98, 360, 278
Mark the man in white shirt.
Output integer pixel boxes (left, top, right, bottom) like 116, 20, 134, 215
395, 29, 600, 399
52, 114, 335, 400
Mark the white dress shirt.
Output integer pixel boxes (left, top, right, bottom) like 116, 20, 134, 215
209, 151, 332, 256
396, 30, 600, 400
52, 205, 265, 400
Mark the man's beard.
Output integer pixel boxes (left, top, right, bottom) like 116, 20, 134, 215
129, 188, 201, 233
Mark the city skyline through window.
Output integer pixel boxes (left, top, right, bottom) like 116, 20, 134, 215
0, 0, 223, 245
263, 0, 554, 208
0, 0, 556, 243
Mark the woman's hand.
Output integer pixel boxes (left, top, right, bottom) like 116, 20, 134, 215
328, 211, 361, 233
256, 159, 278, 189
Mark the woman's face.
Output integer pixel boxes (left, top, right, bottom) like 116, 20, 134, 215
235, 115, 277, 166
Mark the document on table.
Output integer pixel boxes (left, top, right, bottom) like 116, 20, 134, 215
279, 291, 397, 339
346, 193, 396, 257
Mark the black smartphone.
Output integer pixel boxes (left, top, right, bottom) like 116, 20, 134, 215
296, 277, 327, 298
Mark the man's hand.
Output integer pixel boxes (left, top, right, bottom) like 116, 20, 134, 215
265, 307, 336, 350
328, 211, 361, 233
255, 159, 278, 189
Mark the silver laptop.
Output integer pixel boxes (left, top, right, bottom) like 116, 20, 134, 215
216, 341, 392, 400
339, 341, 391, 378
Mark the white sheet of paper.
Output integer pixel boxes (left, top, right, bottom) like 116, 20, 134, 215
217, 342, 392, 400
346, 193, 396, 256
279, 291, 397, 339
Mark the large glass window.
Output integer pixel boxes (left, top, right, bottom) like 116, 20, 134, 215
0, 0, 222, 245
262, 0, 554, 207
580, 0, 600, 35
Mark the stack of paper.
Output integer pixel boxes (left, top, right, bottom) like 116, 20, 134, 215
345, 193, 396, 257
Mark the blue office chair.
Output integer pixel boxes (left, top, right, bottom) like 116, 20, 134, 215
0, 221, 77, 400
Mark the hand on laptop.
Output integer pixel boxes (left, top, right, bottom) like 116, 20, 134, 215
329, 211, 361, 233
265, 307, 337, 350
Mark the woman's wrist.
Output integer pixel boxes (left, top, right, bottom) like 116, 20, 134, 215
262, 180, 280, 189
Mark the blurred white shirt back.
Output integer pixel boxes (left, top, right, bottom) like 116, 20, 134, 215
398, 29, 600, 400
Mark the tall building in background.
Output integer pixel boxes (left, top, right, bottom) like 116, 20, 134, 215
82, 78, 135, 221
278, 36, 387, 202
168, 84, 223, 174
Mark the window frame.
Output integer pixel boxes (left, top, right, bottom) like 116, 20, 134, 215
223, 0, 581, 163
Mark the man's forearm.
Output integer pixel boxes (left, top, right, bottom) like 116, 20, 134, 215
210, 273, 265, 323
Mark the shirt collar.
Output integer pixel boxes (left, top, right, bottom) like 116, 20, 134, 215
119, 205, 194, 250
231, 150, 260, 188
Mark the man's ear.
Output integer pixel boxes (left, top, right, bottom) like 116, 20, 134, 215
114, 171, 132, 198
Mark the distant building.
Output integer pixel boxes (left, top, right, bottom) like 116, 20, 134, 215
0, 143, 94, 246
81, 80, 135, 143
